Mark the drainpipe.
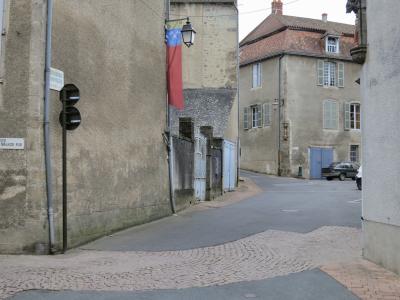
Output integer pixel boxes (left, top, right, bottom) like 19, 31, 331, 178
277, 54, 284, 176
234, 2, 240, 186
165, 0, 176, 214
44, 0, 55, 253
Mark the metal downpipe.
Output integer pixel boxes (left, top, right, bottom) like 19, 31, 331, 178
277, 54, 284, 176
44, 0, 55, 253
165, 0, 176, 214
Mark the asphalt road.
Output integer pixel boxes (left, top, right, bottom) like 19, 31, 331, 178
81, 171, 362, 252
10, 171, 362, 300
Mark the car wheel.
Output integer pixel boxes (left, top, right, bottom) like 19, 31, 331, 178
339, 173, 346, 181
352, 177, 356, 181
326, 177, 333, 181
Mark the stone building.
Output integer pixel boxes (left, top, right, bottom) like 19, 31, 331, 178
347, 0, 400, 274
170, 0, 239, 202
239, 0, 362, 179
0, 0, 170, 253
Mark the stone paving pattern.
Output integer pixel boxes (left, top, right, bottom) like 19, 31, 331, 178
323, 261, 400, 300
0, 226, 360, 299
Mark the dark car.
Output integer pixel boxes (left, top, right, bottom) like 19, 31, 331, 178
322, 162, 360, 181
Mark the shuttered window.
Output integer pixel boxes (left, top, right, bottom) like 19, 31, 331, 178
323, 100, 338, 129
263, 103, 271, 127
344, 102, 361, 130
318, 61, 344, 87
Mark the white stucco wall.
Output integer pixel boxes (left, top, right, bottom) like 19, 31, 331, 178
362, 0, 400, 274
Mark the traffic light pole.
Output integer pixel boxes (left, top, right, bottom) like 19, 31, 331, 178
62, 98, 67, 253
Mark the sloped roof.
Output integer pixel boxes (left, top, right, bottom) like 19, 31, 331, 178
241, 14, 355, 47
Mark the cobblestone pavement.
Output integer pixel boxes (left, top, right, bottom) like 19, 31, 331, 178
323, 261, 400, 300
0, 226, 360, 299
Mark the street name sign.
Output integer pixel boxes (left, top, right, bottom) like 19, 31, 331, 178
0, 138, 25, 150
50, 68, 64, 91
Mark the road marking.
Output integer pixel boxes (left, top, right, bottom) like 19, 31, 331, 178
348, 199, 362, 204
282, 209, 300, 213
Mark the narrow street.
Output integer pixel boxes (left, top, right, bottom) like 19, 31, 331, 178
2, 172, 399, 299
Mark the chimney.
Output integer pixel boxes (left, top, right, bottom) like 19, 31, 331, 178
322, 13, 328, 22
271, 0, 283, 15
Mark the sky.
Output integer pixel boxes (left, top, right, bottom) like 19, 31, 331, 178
238, 0, 356, 40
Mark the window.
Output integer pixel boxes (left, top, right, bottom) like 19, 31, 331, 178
323, 100, 338, 129
251, 105, 261, 128
317, 60, 344, 87
324, 62, 336, 86
243, 105, 262, 130
350, 145, 359, 162
252, 63, 262, 88
326, 36, 339, 54
344, 102, 361, 130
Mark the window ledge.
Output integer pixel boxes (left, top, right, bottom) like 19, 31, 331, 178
251, 87, 262, 91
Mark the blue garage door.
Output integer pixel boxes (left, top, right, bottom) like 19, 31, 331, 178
310, 147, 333, 179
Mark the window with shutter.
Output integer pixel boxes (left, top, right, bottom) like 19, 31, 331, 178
243, 107, 249, 130
344, 102, 351, 130
263, 103, 271, 127
338, 63, 344, 87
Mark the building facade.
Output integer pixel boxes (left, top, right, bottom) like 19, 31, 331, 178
347, 0, 400, 274
239, 0, 362, 179
170, 0, 239, 202
0, 0, 170, 253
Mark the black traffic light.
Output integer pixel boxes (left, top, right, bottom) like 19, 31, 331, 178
59, 84, 81, 130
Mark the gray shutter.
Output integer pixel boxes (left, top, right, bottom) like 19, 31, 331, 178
263, 103, 271, 127
338, 62, 344, 87
257, 105, 262, 127
332, 101, 338, 129
344, 102, 351, 130
317, 60, 324, 86
323, 101, 330, 129
244, 107, 249, 130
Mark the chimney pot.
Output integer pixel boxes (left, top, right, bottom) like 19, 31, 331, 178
322, 13, 328, 22
271, 0, 283, 16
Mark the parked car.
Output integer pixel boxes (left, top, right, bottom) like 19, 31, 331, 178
356, 166, 362, 190
322, 162, 360, 181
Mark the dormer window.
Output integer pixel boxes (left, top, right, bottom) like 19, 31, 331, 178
326, 36, 339, 54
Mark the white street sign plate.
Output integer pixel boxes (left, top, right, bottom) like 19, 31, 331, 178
50, 68, 64, 91
0, 138, 25, 150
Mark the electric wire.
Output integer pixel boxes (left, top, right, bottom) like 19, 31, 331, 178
137, 0, 303, 20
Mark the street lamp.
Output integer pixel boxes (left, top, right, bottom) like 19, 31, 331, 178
181, 18, 196, 47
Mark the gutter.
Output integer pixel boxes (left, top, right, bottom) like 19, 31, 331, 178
234, 1, 240, 186
165, 0, 176, 214
277, 54, 284, 177
44, 0, 55, 253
